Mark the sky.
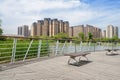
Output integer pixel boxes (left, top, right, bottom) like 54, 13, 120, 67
0, 0, 120, 36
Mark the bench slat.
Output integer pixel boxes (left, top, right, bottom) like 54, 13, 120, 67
64, 52, 90, 57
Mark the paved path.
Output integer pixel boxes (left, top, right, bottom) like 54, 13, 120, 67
0, 51, 120, 80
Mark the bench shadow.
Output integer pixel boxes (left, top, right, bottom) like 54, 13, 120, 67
106, 53, 119, 56
69, 60, 92, 67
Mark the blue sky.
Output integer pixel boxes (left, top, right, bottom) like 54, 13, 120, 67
0, 0, 120, 36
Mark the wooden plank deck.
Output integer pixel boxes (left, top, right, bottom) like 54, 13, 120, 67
0, 51, 120, 80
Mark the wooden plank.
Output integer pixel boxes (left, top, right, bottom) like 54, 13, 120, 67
0, 51, 120, 80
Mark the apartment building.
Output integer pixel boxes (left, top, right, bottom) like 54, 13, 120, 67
18, 25, 29, 37
31, 18, 69, 37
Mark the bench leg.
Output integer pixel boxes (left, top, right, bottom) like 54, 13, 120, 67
79, 57, 81, 62
68, 58, 71, 64
68, 57, 79, 65
83, 56, 88, 61
106, 51, 108, 55
79, 56, 88, 61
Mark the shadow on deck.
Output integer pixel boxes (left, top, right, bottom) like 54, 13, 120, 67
69, 60, 92, 67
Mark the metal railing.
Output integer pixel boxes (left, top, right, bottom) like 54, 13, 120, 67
0, 36, 120, 64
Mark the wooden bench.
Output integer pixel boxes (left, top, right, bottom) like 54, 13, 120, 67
105, 49, 119, 55
64, 52, 90, 64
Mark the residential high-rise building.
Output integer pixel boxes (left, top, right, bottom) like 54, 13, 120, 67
23, 25, 29, 37
18, 26, 22, 36
102, 30, 106, 38
94, 27, 101, 38
106, 25, 114, 38
43, 18, 50, 36
18, 25, 29, 37
37, 20, 43, 36
114, 26, 118, 37
84, 25, 94, 37
63, 21, 69, 35
30, 18, 69, 37
52, 19, 59, 36
70, 25, 84, 37
69, 27, 73, 37
103, 25, 119, 38
31, 22, 37, 36
85, 25, 101, 38
69, 24, 101, 38
58, 20, 64, 33
49, 20, 53, 37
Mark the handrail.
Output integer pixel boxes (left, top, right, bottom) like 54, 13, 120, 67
0, 35, 73, 41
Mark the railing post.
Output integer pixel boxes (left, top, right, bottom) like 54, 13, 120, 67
80, 41, 82, 51
94, 42, 95, 52
88, 41, 91, 51
55, 40, 59, 56
23, 39, 33, 61
75, 42, 77, 53
11, 38, 17, 63
61, 40, 66, 54
69, 40, 73, 53
46, 40, 49, 56
37, 40, 42, 58
107, 42, 109, 49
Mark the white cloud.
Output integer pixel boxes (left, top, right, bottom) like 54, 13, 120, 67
0, 0, 81, 16
0, 0, 120, 36
0, 0, 84, 34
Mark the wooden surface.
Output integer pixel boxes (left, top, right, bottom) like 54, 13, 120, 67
64, 52, 90, 57
0, 51, 120, 80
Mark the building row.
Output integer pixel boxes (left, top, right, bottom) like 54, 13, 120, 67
102, 25, 118, 38
17, 18, 119, 38
31, 18, 69, 37
69, 24, 102, 38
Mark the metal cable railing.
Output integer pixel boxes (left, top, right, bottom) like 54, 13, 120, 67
0, 36, 120, 64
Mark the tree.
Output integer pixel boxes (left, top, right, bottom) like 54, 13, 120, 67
54, 32, 68, 39
111, 36, 119, 41
0, 19, 3, 35
88, 32, 93, 40
0, 28, 3, 35
78, 32, 84, 41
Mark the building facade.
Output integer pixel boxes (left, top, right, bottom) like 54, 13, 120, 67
37, 20, 43, 36
105, 25, 118, 38
102, 30, 106, 38
114, 26, 118, 37
18, 25, 29, 37
31, 18, 69, 37
31, 22, 37, 36
18, 26, 22, 36
69, 25, 84, 37
106, 25, 114, 38
69, 24, 102, 38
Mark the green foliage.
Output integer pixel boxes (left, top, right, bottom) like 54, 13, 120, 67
101, 37, 119, 42
88, 32, 93, 40
111, 36, 119, 41
0, 19, 1, 27
0, 28, 3, 35
0, 36, 6, 41
0, 39, 50, 63
0, 19, 3, 35
78, 32, 85, 41
54, 32, 68, 39
72, 37, 80, 43
40, 40, 49, 56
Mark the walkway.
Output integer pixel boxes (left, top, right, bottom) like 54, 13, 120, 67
0, 51, 120, 80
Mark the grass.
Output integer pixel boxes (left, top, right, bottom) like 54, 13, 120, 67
0, 39, 119, 64
0, 39, 50, 63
